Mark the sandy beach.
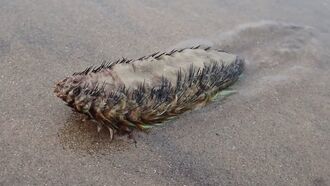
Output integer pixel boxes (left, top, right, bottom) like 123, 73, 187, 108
0, 0, 329, 185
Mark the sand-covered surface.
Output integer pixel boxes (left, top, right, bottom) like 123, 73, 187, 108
1, 1, 329, 185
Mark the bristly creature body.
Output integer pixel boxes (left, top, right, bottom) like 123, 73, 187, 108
54, 46, 245, 141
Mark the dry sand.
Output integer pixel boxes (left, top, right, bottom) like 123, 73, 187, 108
0, 0, 329, 185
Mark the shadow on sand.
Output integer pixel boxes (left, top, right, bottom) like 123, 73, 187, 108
57, 113, 133, 155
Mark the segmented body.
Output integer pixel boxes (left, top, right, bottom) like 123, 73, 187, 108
54, 46, 245, 140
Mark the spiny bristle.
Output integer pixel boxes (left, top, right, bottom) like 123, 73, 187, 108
72, 45, 210, 77
54, 46, 245, 141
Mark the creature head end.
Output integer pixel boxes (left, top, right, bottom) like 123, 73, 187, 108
54, 75, 84, 105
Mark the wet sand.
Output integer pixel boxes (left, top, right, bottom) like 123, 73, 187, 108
1, 1, 330, 185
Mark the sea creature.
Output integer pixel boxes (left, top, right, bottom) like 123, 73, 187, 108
54, 45, 245, 141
